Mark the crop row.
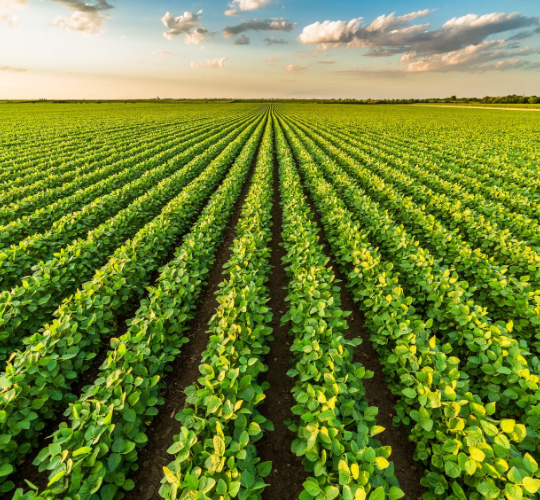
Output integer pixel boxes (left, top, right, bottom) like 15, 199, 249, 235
0, 110, 267, 491
11, 110, 270, 500
277, 112, 540, 499
0, 112, 256, 293
0, 112, 259, 363
0, 111, 254, 238
161, 113, 274, 500
281, 114, 540, 353
274, 116, 405, 500
0, 119, 185, 202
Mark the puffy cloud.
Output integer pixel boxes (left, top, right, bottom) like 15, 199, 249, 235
234, 34, 250, 45
153, 49, 172, 56
50, 0, 113, 34
0, 12, 18, 27
51, 10, 106, 34
0, 0, 27, 28
0, 0, 27, 6
191, 57, 228, 69
223, 17, 296, 39
224, 9, 238, 16
266, 55, 280, 62
318, 60, 335, 64
52, 0, 113, 12
162, 10, 209, 44
298, 10, 538, 56
229, 0, 271, 11
402, 40, 538, 72
0, 64, 27, 72
493, 59, 534, 70
298, 18, 362, 46
264, 36, 289, 45
284, 63, 306, 71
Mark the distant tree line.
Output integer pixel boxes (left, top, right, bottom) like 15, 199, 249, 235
317, 94, 539, 105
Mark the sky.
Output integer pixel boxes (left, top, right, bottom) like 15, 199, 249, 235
0, 0, 539, 99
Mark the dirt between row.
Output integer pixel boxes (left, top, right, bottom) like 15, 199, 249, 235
278, 119, 427, 500
10, 119, 426, 500
126, 132, 263, 500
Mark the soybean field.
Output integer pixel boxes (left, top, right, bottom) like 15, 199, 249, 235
1, 102, 540, 500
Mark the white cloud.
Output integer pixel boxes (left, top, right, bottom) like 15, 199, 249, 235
264, 36, 289, 45
49, 0, 113, 34
0, 0, 27, 6
223, 17, 296, 39
229, 0, 271, 11
162, 10, 209, 44
298, 10, 538, 55
266, 55, 280, 62
0, 0, 27, 28
298, 18, 362, 46
402, 40, 538, 72
284, 63, 306, 71
298, 9, 540, 73
0, 64, 26, 72
234, 34, 250, 45
52, 0, 113, 11
191, 57, 228, 69
153, 49, 172, 56
224, 9, 238, 16
51, 10, 106, 34
0, 12, 18, 27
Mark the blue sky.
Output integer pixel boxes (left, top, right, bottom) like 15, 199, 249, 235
0, 0, 539, 98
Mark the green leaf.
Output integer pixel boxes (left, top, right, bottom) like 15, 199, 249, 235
229, 481, 241, 497
257, 461, 272, 478
402, 388, 416, 399
185, 473, 198, 490
303, 479, 321, 496
445, 461, 461, 479
505, 483, 523, 500
241, 470, 255, 489
389, 486, 405, 500
217, 479, 227, 495
101, 484, 117, 500
369, 487, 385, 500
464, 460, 477, 476
0, 378, 12, 389
523, 453, 538, 474
213, 435, 225, 456
0, 464, 13, 477
108, 453, 122, 472
478, 481, 500, 499
522, 477, 540, 494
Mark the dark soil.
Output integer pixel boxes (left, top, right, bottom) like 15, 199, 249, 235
307, 198, 426, 499
288, 148, 427, 498
125, 141, 261, 500
8, 157, 244, 494
257, 130, 309, 500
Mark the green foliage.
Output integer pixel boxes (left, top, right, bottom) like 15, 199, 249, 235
0, 111, 266, 491
275, 118, 403, 500
278, 111, 540, 498
159, 116, 275, 500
